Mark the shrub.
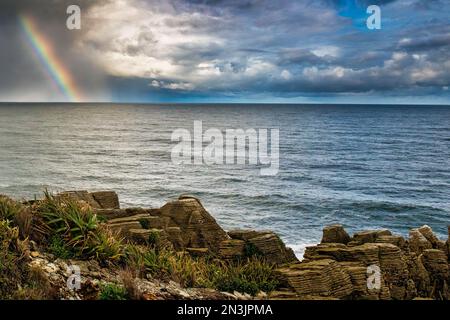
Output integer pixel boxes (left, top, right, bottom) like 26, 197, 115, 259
123, 245, 279, 296
12, 265, 58, 300
99, 282, 128, 300
0, 195, 22, 222
147, 230, 160, 247
211, 258, 279, 295
138, 218, 150, 229
119, 269, 141, 300
244, 242, 262, 258
0, 220, 22, 298
124, 245, 200, 286
34, 191, 124, 263
0, 220, 47, 299
14, 207, 34, 239
48, 235, 73, 259
89, 225, 124, 262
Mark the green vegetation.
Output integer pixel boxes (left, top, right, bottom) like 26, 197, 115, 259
0, 220, 23, 298
48, 235, 73, 259
0, 192, 280, 299
211, 258, 278, 295
147, 229, 160, 246
99, 283, 128, 300
138, 218, 150, 229
0, 209, 55, 299
0, 192, 126, 299
34, 191, 123, 262
0, 195, 22, 221
244, 242, 262, 258
124, 245, 279, 295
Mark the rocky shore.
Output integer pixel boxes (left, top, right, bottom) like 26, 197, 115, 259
1, 190, 449, 300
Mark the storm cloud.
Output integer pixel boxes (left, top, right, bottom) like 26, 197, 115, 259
0, 0, 449, 103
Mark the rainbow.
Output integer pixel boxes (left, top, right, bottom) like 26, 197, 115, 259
19, 14, 84, 102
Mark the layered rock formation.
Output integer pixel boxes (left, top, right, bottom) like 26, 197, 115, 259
57, 190, 120, 210
225, 230, 297, 265
52, 190, 450, 300
274, 224, 450, 300
83, 193, 298, 265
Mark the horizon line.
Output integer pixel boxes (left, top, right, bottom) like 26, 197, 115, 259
0, 101, 449, 107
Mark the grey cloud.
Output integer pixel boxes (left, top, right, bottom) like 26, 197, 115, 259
1, 0, 450, 101
278, 49, 333, 66
398, 34, 450, 51
0, 0, 111, 101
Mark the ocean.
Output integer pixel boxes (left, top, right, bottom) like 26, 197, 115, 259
0, 103, 449, 257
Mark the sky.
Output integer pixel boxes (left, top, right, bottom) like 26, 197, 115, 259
0, 0, 449, 104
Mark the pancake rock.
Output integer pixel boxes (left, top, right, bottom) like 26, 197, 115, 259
32, 190, 449, 300
276, 224, 449, 300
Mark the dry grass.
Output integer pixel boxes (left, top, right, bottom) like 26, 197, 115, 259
0, 192, 280, 299
119, 268, 142, 300
33, 191, 124, 263
12, 265, 58, 300
123, 244, 279, 295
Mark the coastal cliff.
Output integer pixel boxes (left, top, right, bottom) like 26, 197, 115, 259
0, 191, 449, 300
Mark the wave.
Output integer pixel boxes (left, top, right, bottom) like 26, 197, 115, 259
287, 242, 318, 260
347, 200, 446, 214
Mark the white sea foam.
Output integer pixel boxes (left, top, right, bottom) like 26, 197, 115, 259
288, 243, 318, 261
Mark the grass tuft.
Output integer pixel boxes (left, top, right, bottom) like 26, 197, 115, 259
34, 191, 124, 263
99, 282, 128, 300
123, 245, 279, 295
0, 195, 23, 222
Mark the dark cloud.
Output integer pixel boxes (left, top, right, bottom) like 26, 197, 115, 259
0, 0, 449, 102
398, 34, 450, 51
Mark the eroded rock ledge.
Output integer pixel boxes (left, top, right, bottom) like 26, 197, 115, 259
59, 190, 297, 266
47, 191, 450, 300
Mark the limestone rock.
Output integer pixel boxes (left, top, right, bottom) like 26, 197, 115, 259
406, 255, 430, 297
409, 228, 432, 254
108, 213, 151, 225
128, 228, 153, 244
321, 224, 350, 244
447, 226, 450, 259
302, 241, 416, 299
376, 243, 409, 299
420, 249, 449, 299
418, 225, 440, 248
376, 235, 406, 248
346, 243, 381, 265
228, 230, 272, 241
96, 208, 156, 220
128, 228, 172, 249
339, 262, 367, 293
267, 290, 301, 300
227, 230, 297, 265
248, 232, 297, 265
57, 190, 120, 209
95, 209, 132, 220
159, 197, 229, 252
436, 240, 447, 252
219, 239, 246, 260
57, 191, 100, 208
90, 191, 120, 209
165, 227, 185, 251
186, 248, 210, 257
303, 243, 349, 262
339, 261, 390, 300
305, 243, 380, 265
108, 221, 142, 236
275, 259, 353, 299
352, 229, 392, 244
108, 214, 171, 230
421, 249, 448, 278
